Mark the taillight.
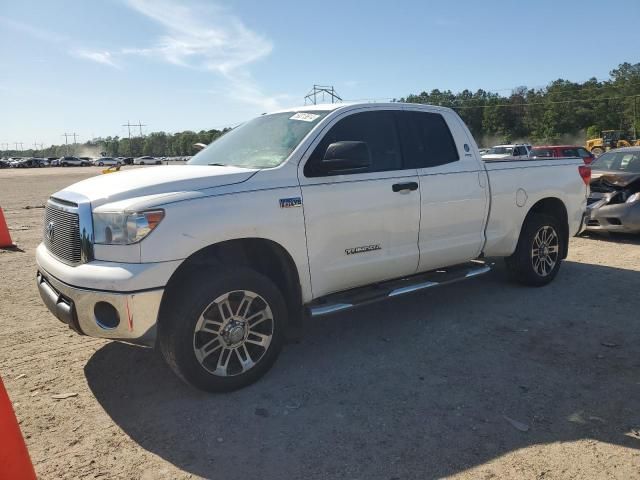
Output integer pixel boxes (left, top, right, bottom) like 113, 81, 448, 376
578, 165, 591, 185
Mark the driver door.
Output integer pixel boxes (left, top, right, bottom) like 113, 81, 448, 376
298, 109, 421, 298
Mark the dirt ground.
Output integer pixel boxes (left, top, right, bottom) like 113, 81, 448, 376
1, 167, 639, 480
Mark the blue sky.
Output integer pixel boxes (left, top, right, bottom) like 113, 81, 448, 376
1, 0, 639, 147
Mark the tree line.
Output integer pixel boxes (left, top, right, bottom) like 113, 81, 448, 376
4, 62, 640, 158
400, 62, 640, 146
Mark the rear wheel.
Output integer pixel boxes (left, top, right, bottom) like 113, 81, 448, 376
159, 267, 286, 392
591, 147, 604, 157
505, 213, 563, 286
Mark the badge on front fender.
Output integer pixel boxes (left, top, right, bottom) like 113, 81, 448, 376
279, 197, 302, 208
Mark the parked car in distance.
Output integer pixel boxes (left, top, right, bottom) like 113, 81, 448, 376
117, 157, 134, 165
36, 102, 588, 392
481, 144, 531, 160
14, 158, 47, 168
530, 145, 594, 165
58, 156, 91, 167
0, 159, 11, 168
585, 147, 640, 233
93, 157, 121, 167
478, 148, 490, 155
133, 155, 161, 165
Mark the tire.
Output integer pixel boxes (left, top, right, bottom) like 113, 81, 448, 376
505, 213, 564, 286
591, 147, 604, 157
139, 161, 145, 165
159, 267, 287, 392
98, 162, 104, 166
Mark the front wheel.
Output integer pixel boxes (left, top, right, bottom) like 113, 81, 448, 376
505, 213, 564, 286
159, 267, 286, 392
591, 147, 605, 157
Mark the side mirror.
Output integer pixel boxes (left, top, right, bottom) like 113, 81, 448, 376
321, 141, 371, 174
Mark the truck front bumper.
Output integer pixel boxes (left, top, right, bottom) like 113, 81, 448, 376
35, 244, 181, 347
36, 270, 163, 346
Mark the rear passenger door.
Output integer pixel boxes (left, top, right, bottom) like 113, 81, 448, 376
398, 108, 489, 272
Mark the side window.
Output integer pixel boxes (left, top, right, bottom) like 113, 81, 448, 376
577, 148, 591, 157
398, 111, 459, 168
561, 148, 578, 157
305, 110, 401, 177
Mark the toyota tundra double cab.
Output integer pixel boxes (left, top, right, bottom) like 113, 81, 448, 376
36, 103, 589, 391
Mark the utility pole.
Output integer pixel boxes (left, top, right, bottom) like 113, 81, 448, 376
15, 142, 24, 152
122, 121, 135, 156
137, 120, 147, 137
634, 95, 638, 141
1, 143, 8, 156
33, 141, 43, 156
62, 132, 77, 155
304, 85, 342, 105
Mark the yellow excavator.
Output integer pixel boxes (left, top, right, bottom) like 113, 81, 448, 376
586, 130, 640, 156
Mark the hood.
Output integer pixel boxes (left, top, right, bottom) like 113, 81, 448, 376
56, 165, 257, 207
590, 171, 640, 188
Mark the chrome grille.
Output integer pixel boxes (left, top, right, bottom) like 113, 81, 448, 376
43, 203, 82, 264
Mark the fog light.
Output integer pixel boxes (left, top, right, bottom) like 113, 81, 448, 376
94, 302, 120, 330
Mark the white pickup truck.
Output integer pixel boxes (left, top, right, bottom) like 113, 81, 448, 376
36, 103, 589, 391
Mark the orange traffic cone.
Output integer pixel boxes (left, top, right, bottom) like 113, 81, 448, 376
0, 207, 16, 248
0, 377, 37, 480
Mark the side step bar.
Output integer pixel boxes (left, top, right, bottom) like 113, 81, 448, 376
308, 261, 491, 317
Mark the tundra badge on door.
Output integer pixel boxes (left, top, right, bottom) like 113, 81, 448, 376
345, 244, 381, 255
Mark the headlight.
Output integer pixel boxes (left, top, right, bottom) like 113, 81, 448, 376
93, 210, 164, 245
626, 192, 640, 203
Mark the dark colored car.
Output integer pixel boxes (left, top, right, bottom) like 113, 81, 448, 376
58, 156, 91, 167
585, 147, 640, 233
530, 145, 595, 165
0, 160, 10, 169
15, 158, 46, 168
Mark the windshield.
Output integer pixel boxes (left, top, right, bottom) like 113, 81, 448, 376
189, 111, 330, 168
487, 146, 513, 155
591, 151, 640, 173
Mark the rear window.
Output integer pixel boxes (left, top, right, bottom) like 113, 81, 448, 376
398, 111, 459, 168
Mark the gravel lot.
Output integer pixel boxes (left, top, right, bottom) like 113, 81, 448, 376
1, 167, 639, 479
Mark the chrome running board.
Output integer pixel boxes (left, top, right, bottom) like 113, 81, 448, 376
308, 261, 491, 317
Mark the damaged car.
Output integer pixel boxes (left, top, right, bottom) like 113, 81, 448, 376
585, 147, 640, 233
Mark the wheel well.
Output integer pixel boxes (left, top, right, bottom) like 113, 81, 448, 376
161, 238, 303, 338
525, 198, 569, 258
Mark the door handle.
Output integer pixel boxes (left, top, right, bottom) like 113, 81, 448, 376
392, 182, 418, 192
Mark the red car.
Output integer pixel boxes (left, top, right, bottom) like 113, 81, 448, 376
530, 145, 595, 164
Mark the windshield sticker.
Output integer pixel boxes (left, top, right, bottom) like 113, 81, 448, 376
290, 112, 320, 122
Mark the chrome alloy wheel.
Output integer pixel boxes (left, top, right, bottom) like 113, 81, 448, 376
531, 225, 559, 277
193, 290, 274, 377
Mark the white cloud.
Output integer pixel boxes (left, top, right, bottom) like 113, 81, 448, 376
73, 50, 120, 69
115, 0, 286, 110
123, 0, 273, 75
